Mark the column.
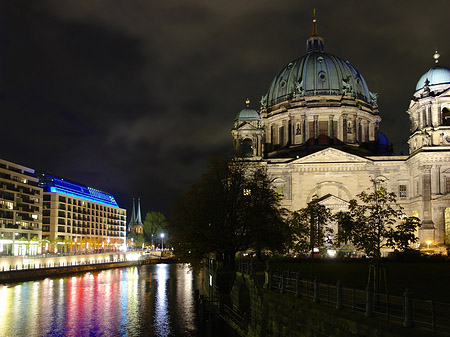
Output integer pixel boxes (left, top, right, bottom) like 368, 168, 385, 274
421, 165, 434, 228
328, 115, 334, 138
342, 114, 347, 143
314, 115, 319, 138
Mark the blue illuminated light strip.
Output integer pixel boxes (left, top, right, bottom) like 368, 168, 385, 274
48, 186, 119, 208
52, 177, 116, 204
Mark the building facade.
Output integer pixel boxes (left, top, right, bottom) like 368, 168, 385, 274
39, 174, 126, 253
0, 158, 42, 256
232, 15, 450, 252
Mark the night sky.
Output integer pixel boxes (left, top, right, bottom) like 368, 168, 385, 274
1, 1, 449, 217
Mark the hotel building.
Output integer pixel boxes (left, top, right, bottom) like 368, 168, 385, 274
39, 174, 126, 253
0, 158, 42, 256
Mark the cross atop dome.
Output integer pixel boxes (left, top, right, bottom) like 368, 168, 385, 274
306, 9, 324, 53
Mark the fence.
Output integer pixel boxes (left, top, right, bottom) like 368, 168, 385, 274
266, 268, 450, 335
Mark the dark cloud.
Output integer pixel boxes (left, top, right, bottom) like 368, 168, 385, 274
1, 0, 449, 215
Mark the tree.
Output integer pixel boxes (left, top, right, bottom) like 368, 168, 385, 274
289, 195, 334, 256
143, 211, 167, 246
168, 156, 288, 269
336, 180, 421, 260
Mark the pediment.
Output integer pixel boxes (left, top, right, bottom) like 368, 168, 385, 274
293, 148, 370, 164
317, 194, 349, 210
235, 123, 260, 131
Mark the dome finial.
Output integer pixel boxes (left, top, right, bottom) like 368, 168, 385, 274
312, 8, 318, 38
306, 9, 324, 53
433, 50, 440, 64
245, 98, 250, 107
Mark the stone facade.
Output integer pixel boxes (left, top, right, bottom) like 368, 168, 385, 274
231, 17, 450, 251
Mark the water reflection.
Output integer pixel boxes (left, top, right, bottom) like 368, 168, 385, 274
0, 264, 202, 337
155, 264, 170, 336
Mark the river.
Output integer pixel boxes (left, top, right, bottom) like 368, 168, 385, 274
0, 263, 232, 337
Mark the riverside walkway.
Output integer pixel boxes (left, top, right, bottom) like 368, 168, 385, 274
0, 250, 174, 283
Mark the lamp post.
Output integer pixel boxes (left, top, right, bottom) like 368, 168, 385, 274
160, 233, 165, 252
151, 234, 153, 250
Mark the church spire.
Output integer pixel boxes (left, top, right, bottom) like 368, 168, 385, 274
136, 198, 143, 225
306, 8, 324, 53
128, 198, 137, 231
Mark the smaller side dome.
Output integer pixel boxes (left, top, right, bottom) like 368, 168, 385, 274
378, 132, 389, 146
415, 65, 450, 91
378, 132, 393, 155
235, 98, 260, 122
235, 108, 260, 121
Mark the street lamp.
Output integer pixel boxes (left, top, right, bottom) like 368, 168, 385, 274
160, 233, 165, 252
151, 234, 153, 250
426, 240, 432, 249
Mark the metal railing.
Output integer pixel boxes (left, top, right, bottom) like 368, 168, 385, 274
266, 269, 450, 335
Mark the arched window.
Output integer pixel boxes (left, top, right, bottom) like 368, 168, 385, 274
240, 138, 253, 157
442, 107, 450, 126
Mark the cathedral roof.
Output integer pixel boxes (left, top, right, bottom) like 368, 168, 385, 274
263, 12, 373, 108
235, 99, 260, 121
415, 65, 450, 91
265, 52, 372, 107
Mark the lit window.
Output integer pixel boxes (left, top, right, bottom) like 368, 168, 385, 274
399, 185, 407, 198
446, 177, 450, 194
275, 186, 284, 199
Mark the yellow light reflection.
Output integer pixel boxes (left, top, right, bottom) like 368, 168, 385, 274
154, 264, 170, 336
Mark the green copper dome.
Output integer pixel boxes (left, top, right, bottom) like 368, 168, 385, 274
262, 12, 375, 108
415, 65, 450, 91
235, 99, 260, 121
235, 107, 260, 121
265, 52, 373, 107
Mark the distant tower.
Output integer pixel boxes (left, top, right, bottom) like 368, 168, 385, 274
128, 198, 137, 232
136, 198, 143, 225
407, 51, 450, 154
128, 198, 144, 234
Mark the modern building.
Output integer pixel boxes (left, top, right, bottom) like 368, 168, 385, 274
232, 13, 450, 252
0, 158, 42, 256
39, 174, 126, 253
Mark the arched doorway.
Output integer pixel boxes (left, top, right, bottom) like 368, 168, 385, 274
240, 138, 253, 157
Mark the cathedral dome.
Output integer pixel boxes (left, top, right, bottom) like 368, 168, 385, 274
235, 107, 260, 121
265, 52, 372, 107
415, 65, 450, 91
235, 99, 260, 121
